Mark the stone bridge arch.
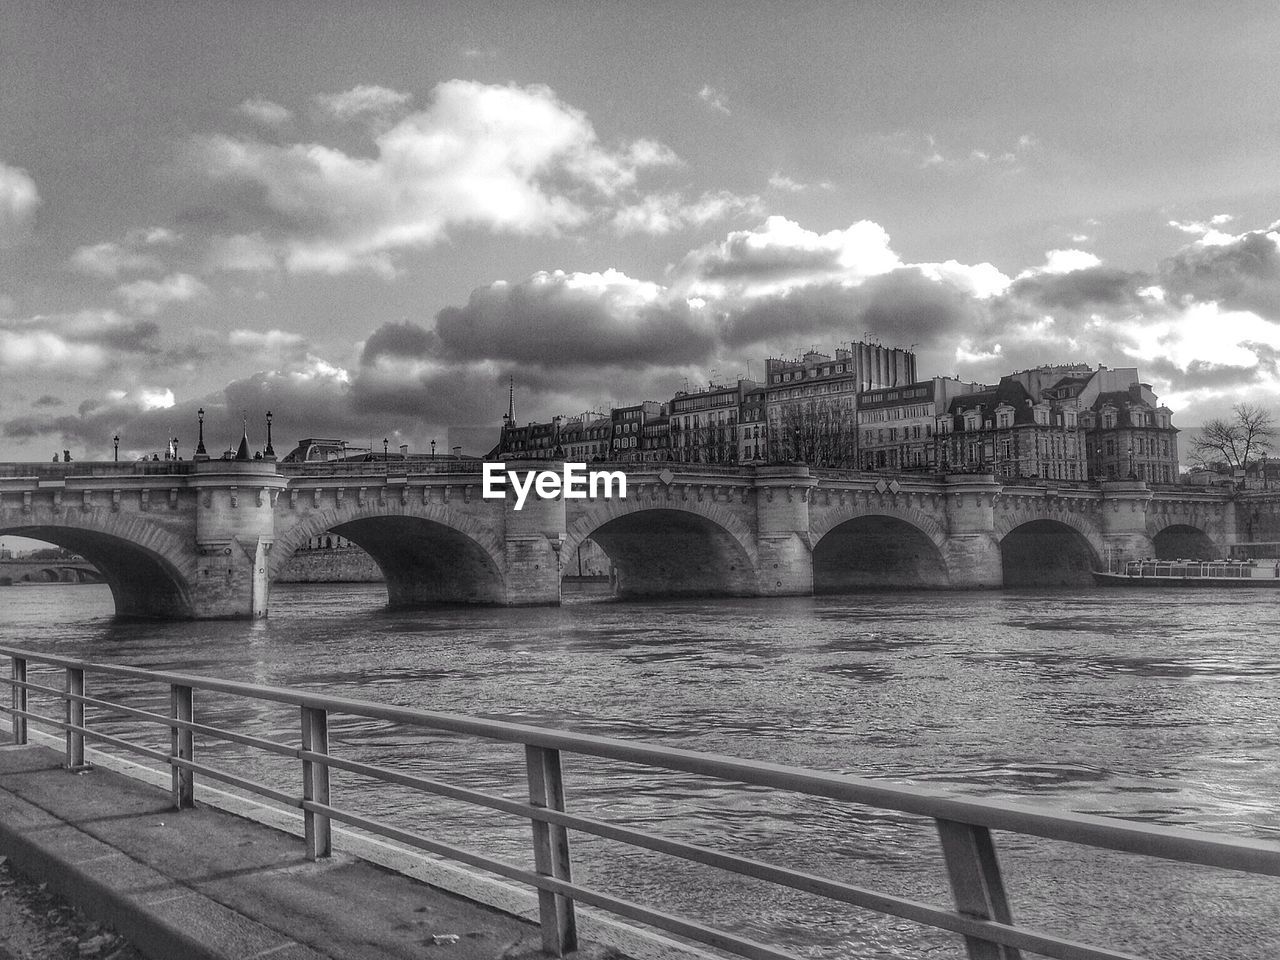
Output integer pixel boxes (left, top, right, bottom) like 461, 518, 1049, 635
271, 503, 508, 605
1148, 521, 1218, 559
810, 502, 950, 590
564, 494, 759, 598
993, 507, 1105, 587
1, 511, 197, 618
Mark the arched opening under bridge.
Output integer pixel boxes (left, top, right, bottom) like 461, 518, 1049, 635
1000, 519, 1098, 587
812, 515, 949, 592
1152, 524, 1216, 560
577, 509, 757, 599
0, 525, 191, 618
314, 516, 506, 606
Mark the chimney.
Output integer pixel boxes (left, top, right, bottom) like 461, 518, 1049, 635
399, 443, 409, 457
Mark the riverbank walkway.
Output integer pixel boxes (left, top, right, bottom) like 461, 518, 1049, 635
0, 742, 555, 960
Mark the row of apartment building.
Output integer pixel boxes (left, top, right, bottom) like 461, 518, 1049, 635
494, 341, 1181, 483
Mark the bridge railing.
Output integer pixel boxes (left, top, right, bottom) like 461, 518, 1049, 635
1, 644, 1276, 960
279, 459, 484, 477
0, 462, 195, 480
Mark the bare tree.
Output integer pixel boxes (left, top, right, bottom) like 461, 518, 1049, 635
1188, 403, 1275, 470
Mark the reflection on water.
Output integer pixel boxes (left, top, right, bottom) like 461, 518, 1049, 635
1, 583, 1278, 958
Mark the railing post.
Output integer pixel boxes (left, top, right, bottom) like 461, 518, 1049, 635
300, 705, 331, 859
936, 818, 1022, 960
525, 744, 577, 956
64, 667, 87, 770
10, 658, 27, 745
170, 684, 194, 809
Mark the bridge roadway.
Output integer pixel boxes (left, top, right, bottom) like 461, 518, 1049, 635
0, 458, 1261, 619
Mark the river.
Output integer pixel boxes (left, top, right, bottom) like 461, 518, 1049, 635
1, 583, 1277, 959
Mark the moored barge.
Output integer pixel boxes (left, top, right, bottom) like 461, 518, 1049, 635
1093, 557, 1280, 586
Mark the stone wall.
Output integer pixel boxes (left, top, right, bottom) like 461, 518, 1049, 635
275, 547, 383, 583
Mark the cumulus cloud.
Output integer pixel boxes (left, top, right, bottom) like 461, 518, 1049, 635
435, 269, 716, 367
765, 172, 832, 193
228, 328, 310, 363
16, 211, 1280, 461
105, 386, 175, 411
315, 84, 411, 121
115, 273, 208, 314
205, 232, 277, 273
235, 97, 293, 127
182, 80, 683, 276
611, 190, 761, 235
0, 311, 161, 376
1168, 214, 1236, 246
0, 160, 39, 247
360, 321, 437, 364
1021, 248, 1102, 276
675, 216, 905, 299
71, 242, 162, 278
698, 85, 731, 115
1160, 228, 1280, 319
0, 330, 107, 374
70, 227, 179, 278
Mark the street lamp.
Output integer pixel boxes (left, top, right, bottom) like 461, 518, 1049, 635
430, 439, 436, 459
383, 437, 389, 460
265, 410, 275, 459
113, 434, 119, 463
195, 408, 207, 458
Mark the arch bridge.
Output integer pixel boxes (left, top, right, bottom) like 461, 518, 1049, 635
0, 459, 1248, 618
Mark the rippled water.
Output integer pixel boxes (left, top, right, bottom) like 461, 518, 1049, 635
1, 583, 1277, 959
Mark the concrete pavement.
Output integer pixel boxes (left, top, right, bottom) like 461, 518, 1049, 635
0, 742, 590, 960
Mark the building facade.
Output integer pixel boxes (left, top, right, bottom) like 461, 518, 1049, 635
858, 377, 983, 471
610, 401, 664, 461
668, 381, 756, 464
945, 378, 1088, 480
765, 342, 916, 466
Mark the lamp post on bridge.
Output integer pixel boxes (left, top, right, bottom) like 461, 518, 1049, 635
431, 439, 436, 460
113, 434, 119, 463
383, 437, 389, 476
195, 408, 208, 460
265, 410, 275, 460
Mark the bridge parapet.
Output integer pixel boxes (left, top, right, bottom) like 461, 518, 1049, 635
0, 461, 193, 480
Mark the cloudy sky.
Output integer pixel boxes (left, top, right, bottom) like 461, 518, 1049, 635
3, 1, 1280, 463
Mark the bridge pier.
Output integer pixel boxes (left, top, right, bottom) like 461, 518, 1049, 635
941, 476, 1003, 587
191, 462, 287, 619
502, 466, 567, 606
754, 467, 817, 596
1100, 481, 1155, 567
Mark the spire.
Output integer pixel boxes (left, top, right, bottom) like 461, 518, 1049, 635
235, 418, 251, 461
505, 375, 515, 425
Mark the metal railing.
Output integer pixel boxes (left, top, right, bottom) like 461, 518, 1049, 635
1, 644, 1277, 960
